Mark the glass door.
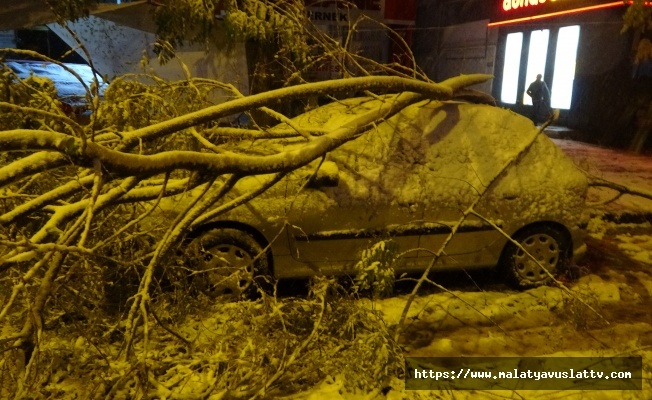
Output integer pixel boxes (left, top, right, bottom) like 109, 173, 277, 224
551, 25, 580, 109
500, 32, 523, 104
499, 25, 580, 111
523, 29, 550, 106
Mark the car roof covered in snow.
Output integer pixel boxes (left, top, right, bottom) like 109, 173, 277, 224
259, 94, 584, 210
4, 59, 107, 99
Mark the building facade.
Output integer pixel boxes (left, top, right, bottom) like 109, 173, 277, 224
415, 0, 652, 149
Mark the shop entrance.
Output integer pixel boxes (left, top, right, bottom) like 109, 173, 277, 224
500, 25, 580, 110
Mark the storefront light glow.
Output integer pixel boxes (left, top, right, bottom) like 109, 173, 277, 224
550, 25, 581, 109
489, 1, 626, 27
500, 32, 524, 104
523, 29, 549, 106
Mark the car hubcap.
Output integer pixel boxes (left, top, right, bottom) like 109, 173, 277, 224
513, 233, 559, 283
197, 243, 254, 296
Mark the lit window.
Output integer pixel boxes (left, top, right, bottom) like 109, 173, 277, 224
523, 30, 550, 105
501, 32, 523, 104
551, 25, 580, 109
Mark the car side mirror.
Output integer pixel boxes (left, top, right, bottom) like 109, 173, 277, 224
306, 161, 339, 188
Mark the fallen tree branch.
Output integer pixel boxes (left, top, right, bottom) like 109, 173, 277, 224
587, 175, 652, 204
117, 74, 491, 147
0, 102, 83, 136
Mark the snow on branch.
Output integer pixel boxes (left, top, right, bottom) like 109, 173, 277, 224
118, 74, 492, 147
587, 175, 652, 205
0, 67, 493, 398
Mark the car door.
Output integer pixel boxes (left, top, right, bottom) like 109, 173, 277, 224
413, 102, 532, 269
285, 134, 424, 275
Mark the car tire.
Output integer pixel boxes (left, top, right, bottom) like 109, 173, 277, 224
500, 225, 571, 289
185, 228, 271, 298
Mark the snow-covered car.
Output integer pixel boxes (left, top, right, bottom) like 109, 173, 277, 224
171, 96, 588, 293
4, 59, 106, 117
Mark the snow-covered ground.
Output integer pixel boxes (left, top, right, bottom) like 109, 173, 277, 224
5, 122, 651, 398
552, 138, 652, 215
298, 229, 652, 399
297, 139, 652, 399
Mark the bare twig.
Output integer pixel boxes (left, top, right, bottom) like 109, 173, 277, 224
587, 175, 652, 205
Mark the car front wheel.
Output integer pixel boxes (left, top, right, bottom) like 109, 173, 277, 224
185, 228, 270, 297
500, 225, 571, 289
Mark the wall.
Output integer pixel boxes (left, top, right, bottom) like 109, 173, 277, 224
569, 12, 651, 147
415, 1, 652, 149
414, 1, 496, 96
436, 20, 496, 94
490, 7, 651, 148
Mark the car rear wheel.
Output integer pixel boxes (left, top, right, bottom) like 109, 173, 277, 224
185, 228, 270, 298
500, 225, 570, 289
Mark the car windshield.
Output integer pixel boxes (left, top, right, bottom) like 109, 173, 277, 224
5, 60, 107, 100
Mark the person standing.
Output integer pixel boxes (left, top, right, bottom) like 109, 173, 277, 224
526, 74, 551, 125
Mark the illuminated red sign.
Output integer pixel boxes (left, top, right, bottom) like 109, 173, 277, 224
503, 0, 547, 12
491, 0, 626, 26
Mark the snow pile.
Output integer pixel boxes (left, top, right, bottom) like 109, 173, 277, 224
344, 275, 650, 399
358, 287, 566, 345
571, 274, 621, 303
615, 233, 652, 264
17, 278, 405, 399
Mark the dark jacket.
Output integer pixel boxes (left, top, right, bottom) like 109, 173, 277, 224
527, 80, 550, 103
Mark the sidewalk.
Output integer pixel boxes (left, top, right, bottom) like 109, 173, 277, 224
551, 138, 652, 221
544, 125, 582, 140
